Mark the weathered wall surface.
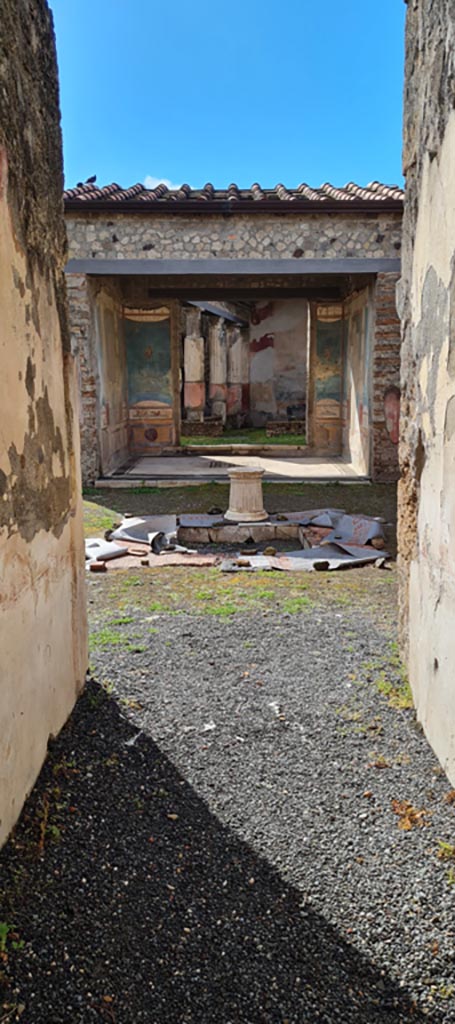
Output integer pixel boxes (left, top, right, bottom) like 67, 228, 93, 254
371, 273, 401, 481
94, 286, 128, 475
399, 0, 455, 783
342, 276, 401, 481
67, 273, 99, 483
343, 289, 372, 476
249, 300, 308, 425
310, 305, 344, 453
0, 0, 87, 845
66, 211, 402, 262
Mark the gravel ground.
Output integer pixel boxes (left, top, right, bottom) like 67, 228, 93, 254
1, 560, 454, 1022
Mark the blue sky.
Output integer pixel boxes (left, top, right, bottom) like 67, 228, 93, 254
50, 0, 405, 192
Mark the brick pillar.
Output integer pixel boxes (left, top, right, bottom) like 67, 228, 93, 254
371, 272, 401, 482
209, 318, 227, 422
66, 273, 99, 485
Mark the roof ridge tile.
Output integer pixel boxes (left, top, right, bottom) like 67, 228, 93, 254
64, 179, 404, 208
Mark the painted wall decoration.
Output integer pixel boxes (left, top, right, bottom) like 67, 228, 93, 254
315, 314, 343, 418
125, 309, 171, 407
249, 300, 308, 423
101, 306, 127, 420
95, 291, 129, 475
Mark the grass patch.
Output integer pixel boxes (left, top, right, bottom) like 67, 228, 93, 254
83, 499, 119, 539
205, 601, 238, 617
374, 671, 413, 710
117, 575, 143, 591
88, 563, 393, 623
437, 840, 455, 862
361, 643, 413, 711
89, 627, 140, 652
283, 595, 312, 613
181, 428, 306, 447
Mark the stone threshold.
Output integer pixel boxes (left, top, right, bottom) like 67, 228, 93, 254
94, 475, 370, 489
177, 444, 309, 456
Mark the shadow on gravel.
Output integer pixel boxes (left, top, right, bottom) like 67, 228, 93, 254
0, 680, 425, 1024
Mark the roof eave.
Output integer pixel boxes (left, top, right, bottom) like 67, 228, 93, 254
64, 198, 403, 216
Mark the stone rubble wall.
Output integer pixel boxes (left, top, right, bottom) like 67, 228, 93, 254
399, 0, 455, 783
182, 418, 223, 437
266, 419, 306, 437
0, 0, 87, 845
66, 211, 402, 262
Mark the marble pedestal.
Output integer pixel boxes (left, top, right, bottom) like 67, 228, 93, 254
224, 467, 268, 522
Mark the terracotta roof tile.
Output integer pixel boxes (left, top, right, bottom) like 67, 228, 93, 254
64, 180, 403, 210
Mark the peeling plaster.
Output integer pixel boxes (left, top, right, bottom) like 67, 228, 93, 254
0, 0, 86, 847
0, 364, 71, 542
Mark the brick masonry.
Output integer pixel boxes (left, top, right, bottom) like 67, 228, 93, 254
66, 274, 99, 484
371, 272, 401, 481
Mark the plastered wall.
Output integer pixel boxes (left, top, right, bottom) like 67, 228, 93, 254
0, 0, 87, 845
399, 0, 455, 783
95, 287, 129, 475
248, 300, 308, 425
343, 288, 372, 476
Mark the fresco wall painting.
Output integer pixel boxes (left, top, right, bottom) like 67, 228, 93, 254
125, 307, 175, 453
312, 305, 344, 451
95, 290, 129, 475
248, 300, 308, 425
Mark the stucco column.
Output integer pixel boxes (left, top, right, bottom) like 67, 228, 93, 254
209, 317, 227, 422
226, 324, 249, 424
183, 307, 205, 422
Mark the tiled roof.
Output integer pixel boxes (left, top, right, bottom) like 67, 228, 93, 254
64, 180, 403, 212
